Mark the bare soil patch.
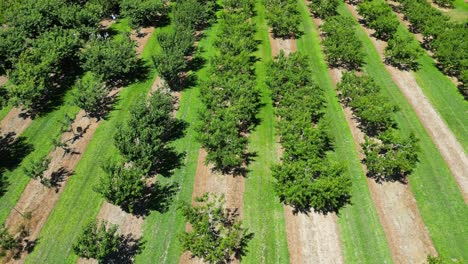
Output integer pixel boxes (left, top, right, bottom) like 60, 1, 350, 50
268, 32, 297, 57
131, 27, 155, 56
0, 108, 32, 138
0, 76, 7, 86
328, 43, 437, 263
347, 3, 468, 203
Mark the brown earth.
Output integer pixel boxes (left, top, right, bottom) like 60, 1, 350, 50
270, 25, 345, 263
3, 110, 100, 264
0, 76, 7, 86
347, 3, 468, 203
330, 62, 437, 263
0, 108, 32, 138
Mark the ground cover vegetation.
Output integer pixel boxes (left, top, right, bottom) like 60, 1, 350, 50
179, 193, 253, 263
265, 0, 302, 37
266, 52, 351, 213
196, 0, 262, 173
393, 0, 468, 94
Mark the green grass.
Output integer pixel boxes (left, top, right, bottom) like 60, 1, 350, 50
340, 4, 468, 261
297, 1, 393, 263
134, 22, 216, 264
0, 105, 12, 123
0, 92, 80, 224
449, 0, 468, 21
412, 53, 468, 152
241, 2, 290, 263
25, 19, 163, 264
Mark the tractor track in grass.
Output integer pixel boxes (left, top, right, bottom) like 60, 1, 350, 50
308, 6, 437, 262
0, 27, 153, 264
269, 30, 345, 264
346, 3, 468, 203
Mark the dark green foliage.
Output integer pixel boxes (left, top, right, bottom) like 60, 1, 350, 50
432, 23, 468, 78
73, 74, 109, 118
81, 35, 140, 84
120, 0, 168, 28
153, 29, 193, 87
7, 28, 80, 112
362, 130, 420, 182
309, 0, 340, 18
321, 16, 365, 70
385, 32, 423, 70
23, 155, 51, 187
0, 28, 28, 72
196, 2, 260, 172
357, 0, 399, 40
73, 221, 120, 262
114, 90, 186, 174
267, 52, 351, 213
94, 163, 146, 212
0, 226, 16, 251
173, 0, 216, 30
179, 193, 252, 263
338, 72, 398, 136
266, 0, 301, 38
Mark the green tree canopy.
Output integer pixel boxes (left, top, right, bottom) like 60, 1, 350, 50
179, 193, 252, 264
73, 221, 120, 262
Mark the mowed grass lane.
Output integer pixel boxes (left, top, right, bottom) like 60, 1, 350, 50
297, 1, 393, 263
241, 2, 290, 263
25, 19, 162, 263
0, 92, 79, 224
339, 4, 468, 260
134, 22, 216, 264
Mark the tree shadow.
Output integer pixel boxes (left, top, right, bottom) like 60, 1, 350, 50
49, 167, 74, 192
103, 235, 144, 264
0, 133, 33, 172
130, 182, 180, 217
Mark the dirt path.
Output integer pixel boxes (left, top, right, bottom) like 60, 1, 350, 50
347, 3, 468, 203
4, 110, 100, 264
269, 26, 345, 263
0, 108, 32, 138
329, 55, 437, 264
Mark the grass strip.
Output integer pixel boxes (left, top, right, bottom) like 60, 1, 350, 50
297, 1, 393, 262
340, 3, 468, 260
24, 19, 163, 263
241, 2, 291, 263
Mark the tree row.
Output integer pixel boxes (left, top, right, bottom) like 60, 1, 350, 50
267, 52, 351, 213
196, 0, 261, 173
